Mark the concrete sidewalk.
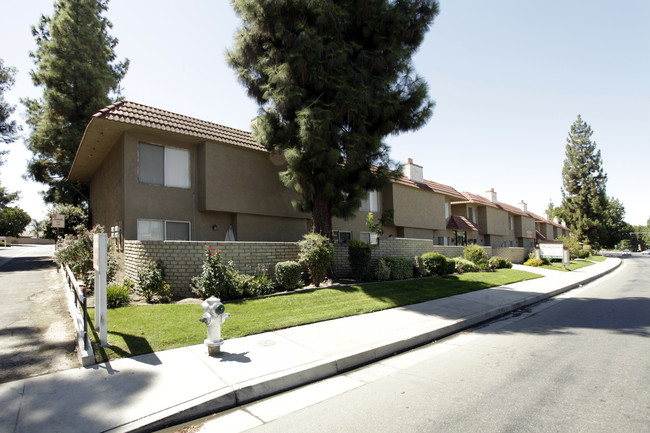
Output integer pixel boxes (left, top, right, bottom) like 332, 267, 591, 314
0, 258, 621, 433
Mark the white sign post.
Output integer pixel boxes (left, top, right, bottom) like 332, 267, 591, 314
94, 233, 108, 346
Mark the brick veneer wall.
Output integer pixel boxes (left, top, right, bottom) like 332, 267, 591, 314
332, 238, 495, 277
124, 240, 300, 297
124, 238, 530, 297
491, 247, 530, 264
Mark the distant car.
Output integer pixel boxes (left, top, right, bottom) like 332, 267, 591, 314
622, 250, 631, 257
641, 249, 650, 255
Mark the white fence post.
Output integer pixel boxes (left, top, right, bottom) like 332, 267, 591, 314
94, 233, 108, 346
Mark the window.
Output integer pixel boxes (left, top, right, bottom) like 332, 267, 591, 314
445, 202, 450, 219
137, 219, 191, 241
137, 219, 163, 241
468, 207, 475, 222
360, 191, 380, 212
508, 216, 514, 230
138, 142, 190, 188
338, 231, 352, 243
360, 232, 378, 245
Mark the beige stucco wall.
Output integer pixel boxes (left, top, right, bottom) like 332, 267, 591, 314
391, 184, 447, 231
89, 134, 125, 237
198, 141, 305, 219
235, 213, 310, 242
121, 131, 197, 240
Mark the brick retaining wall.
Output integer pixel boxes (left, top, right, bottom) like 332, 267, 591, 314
124, 241, 300, 297
124, 238, 530, 297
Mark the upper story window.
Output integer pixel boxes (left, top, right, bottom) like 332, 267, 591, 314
468, 207, 475, 222
509, 215, 514, 230
445, 202, 450, 219
360, 190, 380, 213
138, 142, 190, 189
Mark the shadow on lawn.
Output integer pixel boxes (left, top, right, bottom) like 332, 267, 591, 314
89, 316, 161, 365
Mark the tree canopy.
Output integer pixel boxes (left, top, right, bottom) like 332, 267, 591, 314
23, 0, 128, 207
228, 0, 439, 235
559, 115, 609, 247
0, 58, 20, 145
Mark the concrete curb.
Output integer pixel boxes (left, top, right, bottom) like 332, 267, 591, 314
124, 259, 622, 432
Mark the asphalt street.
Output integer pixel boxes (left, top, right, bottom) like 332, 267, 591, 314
180, 256, 649, 433
0, 244, 79, 383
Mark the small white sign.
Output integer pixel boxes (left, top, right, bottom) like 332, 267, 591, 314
540, 242, 564, 259
51, 214, 65, 228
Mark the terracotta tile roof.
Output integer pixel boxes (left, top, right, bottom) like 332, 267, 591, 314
392, 175, 465, 200
526, 210, 567, 229
447, 215, 483, 233
451, 191, 499, 208
93, 100, 263, 151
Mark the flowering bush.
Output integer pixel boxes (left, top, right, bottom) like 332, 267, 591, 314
191, 247, 240, 300
136, 260, 172, 303
53, 225, 118, 291
192, 247, 278, 300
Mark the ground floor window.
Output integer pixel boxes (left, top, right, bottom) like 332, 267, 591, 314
360, 232, 379, 245
137, 219, 191, 241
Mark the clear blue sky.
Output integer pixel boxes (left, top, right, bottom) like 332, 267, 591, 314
1, 0, 648, 225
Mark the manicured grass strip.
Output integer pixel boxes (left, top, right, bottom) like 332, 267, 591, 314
90, 268, 541, 362
587, 255, 606, 262
539, 259, 596, 272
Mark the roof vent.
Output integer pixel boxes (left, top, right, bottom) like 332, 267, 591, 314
404, 158, 424, 183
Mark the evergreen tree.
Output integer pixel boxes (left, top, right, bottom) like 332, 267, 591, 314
228, 0, 438, 235
23, 0, 128, 207
560, 115, 608, 247
601, 196, 627, 248
0, 59, 20, 144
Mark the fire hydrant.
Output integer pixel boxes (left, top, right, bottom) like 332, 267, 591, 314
199, 296, 231, 356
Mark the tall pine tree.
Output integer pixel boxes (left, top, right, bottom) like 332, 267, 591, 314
23, 0, 128, 207
228, 0, 438, 235
560, 115, 608, 247
0, 59, 20, 145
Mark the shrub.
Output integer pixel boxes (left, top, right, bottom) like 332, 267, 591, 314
421, 252, 452, 276
453, 258, 480, 273
235, 274, 275, 298
489, 256, 512, 269
275, 261, 303, 291
374, 258, 391, 281
137, 260, 172, 303
464, 244, 488, 270
381, 256, 413, 280
298, 233, 333, 287
347, 240, 372, 281
524, 258, 545, 267
413, 255, 429, 277
53, 224, 118, 292
574, 248, 590, 259
191, 247, 239, 300
106, 281, 131, 308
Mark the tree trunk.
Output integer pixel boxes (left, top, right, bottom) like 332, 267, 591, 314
311, 190, 332, 237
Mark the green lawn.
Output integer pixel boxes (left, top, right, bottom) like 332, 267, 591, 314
90, 268, 541, 362
538, 256, 603, 272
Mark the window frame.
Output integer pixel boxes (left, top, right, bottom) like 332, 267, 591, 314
138, 142, 191, 189
137, 218, 191, 241
360, 190, 380, 213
